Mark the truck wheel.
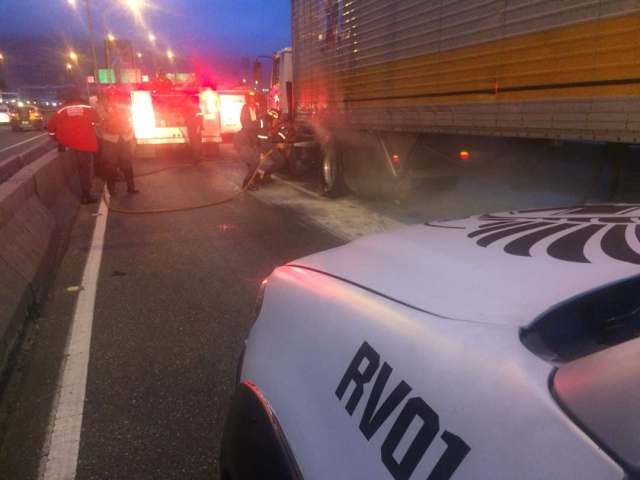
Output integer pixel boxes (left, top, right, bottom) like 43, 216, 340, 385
321, 141, 346, 198
287, 147, 311, 178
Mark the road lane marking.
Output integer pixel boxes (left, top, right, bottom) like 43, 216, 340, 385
0, 132, 48, 155
41, 193, 109, 480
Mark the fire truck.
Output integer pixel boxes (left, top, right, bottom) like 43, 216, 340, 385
94, 73, 247, 156
130, 83, 247, 151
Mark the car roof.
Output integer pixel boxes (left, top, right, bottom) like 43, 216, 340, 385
291, 205, 640, 326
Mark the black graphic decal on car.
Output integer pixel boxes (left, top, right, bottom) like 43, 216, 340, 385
428, 205, 640, 265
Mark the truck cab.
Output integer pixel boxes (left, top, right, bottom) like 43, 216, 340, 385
269, 48, 293, 118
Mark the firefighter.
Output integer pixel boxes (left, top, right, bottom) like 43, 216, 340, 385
100, 88, 139, 195
47, 87, 100, 204
241, 108, 288, 190
184, 95, 202, 162
239, 91, 259, 144
236, 91, 262, 186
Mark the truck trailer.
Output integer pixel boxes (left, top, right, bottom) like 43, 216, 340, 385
272, 0, 640, 197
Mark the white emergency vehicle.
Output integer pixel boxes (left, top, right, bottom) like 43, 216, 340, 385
221, 204, 640, 480
128, 84, 247, 149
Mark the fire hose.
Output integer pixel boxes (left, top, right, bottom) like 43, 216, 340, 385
103, 149, 274, 215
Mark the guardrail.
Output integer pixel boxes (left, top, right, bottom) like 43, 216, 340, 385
0, 138, 56, 184
0, 141, 80, 382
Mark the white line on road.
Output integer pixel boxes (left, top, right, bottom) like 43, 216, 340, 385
0, 132, 48, 155
41, 193, 109, 480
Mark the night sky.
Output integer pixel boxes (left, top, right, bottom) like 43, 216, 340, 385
1, 1, 291, 56
0, 1, 291, 85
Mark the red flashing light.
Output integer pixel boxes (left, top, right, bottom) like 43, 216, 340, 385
459, 150, 470, 161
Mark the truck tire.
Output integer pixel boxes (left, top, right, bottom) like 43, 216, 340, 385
287, 147, 311, 178
321, 141, 346, 197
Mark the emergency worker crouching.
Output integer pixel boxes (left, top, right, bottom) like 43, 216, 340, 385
253, 109, 287, 187
47, 87, 100, 204
99, 88, 139, 195
235, 92, 287, 189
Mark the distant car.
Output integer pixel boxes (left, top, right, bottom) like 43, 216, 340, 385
221, 204, 640, 480
0, 104, 10, 125
10, 104, 45, 131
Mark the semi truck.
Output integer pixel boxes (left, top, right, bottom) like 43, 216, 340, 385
270, 0, 640, 198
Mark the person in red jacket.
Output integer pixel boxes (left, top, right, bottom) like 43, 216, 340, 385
47, 88, 100, 204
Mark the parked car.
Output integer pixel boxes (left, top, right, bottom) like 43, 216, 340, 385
0, 104, 10, 125
221, 204, 640, 480
10, 104, 45, 131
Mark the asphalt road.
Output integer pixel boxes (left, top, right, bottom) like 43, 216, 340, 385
0, 147, 343, 479
0, 125, 48, 161
0, 139, 627, 479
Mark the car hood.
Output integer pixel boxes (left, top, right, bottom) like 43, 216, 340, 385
290, 205, 640, 326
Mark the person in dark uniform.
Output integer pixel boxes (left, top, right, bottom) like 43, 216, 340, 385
99, 88, 139, 196
236, 91, 262, 186
184, 95, 203, 162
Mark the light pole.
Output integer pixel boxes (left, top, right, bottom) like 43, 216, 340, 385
67, 0, 98, 76
148, 33, 157, 77
84, 0, 98, 77
167, 49, 175, 77
106, 33, 116, 69
0, 52, 6, 92
65, 62, 74, 84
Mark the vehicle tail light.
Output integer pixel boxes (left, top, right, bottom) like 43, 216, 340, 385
131, 90, 156, 139
459, 150, 470, 161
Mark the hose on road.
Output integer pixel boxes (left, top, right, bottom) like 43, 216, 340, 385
103, 150, 274, 215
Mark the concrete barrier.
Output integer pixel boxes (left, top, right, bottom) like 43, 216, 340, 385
0, 142, 79, 377
0, 138, 55, 184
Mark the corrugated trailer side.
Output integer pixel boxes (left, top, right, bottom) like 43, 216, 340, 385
292, 0, 640, 144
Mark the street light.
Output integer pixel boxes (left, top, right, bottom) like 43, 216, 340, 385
167, 50, 174, 61
66, 62, 73, 71
0, 52, 4, 62
137, 52, 143, 59
148, 33, 156, 43
107, 33, 116, 42
69, 51, 79, 63
123, 0, 145, 14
